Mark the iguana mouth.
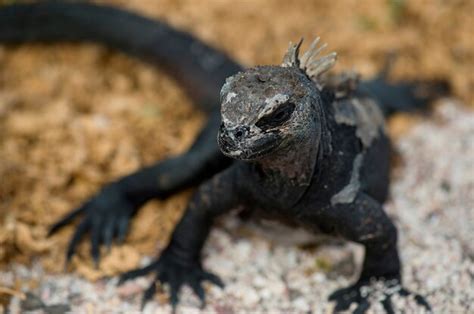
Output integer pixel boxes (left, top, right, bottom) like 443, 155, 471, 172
218, 130, 283, 161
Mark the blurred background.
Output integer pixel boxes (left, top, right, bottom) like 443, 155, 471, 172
0, 0, 472, 312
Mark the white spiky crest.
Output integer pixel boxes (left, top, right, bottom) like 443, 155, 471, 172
281, 37, 337, 85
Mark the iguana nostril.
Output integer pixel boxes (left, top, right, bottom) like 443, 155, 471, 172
233, 126, 248, 139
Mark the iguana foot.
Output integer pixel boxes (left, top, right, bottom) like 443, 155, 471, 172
328, 276, 431, 314
118, 250, 224, 310
48, 182, 141, 266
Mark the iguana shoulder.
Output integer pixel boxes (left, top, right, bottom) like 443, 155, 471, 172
325, 71, 386, 149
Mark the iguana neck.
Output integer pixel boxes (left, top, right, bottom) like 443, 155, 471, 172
257, 92, 331, 186
252, 97, 332, 209
247, 130, 319, 209
258, 125, 320, 188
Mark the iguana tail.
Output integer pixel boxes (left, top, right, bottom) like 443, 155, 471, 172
360, 76, 450, 116
359, 55, 450, 116
0, 2, 242, 111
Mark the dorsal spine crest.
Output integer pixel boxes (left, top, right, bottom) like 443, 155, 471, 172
281, 37, 337, 85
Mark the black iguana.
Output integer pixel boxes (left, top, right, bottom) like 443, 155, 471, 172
0, 2, 448, 312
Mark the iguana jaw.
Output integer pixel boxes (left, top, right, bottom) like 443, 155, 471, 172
218, 127, 284, 161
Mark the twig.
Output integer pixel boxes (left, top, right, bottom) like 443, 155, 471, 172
0, 286, 25, 300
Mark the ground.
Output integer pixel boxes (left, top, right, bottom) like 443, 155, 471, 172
0, 0, 473, 313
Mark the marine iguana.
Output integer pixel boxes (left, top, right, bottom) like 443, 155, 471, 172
0, 2, 448, 313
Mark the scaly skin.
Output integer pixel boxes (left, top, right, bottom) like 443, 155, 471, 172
0, 2, 448, 313
120, 54, 433, 312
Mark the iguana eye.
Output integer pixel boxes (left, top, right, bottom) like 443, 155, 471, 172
256, 102, 295, 130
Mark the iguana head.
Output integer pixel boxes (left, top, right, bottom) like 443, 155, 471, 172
218, 38, 336, 161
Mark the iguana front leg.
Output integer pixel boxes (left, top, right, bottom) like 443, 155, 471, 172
49, 110, 232, 265
118, 164, 243, 310
305, 193, 431, 313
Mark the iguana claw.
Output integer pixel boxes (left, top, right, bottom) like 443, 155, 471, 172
329, 276, 431, 314
48, 182, 140, 267
118, 249, 224, 311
